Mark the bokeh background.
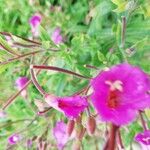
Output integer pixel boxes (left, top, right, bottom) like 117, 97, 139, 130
0, 0, 150, 149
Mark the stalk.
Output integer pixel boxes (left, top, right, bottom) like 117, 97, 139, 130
32, 65, 90, 79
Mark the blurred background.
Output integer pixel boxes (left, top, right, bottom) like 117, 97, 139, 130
0, 0, 150, 149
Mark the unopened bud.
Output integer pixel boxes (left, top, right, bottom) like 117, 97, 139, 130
43, 142, 48, 150
76, 124, 86, 140
76, 115, 82, 124
87, 116, 96, 135
32, 136, 37, 141
67, 119, 75, 136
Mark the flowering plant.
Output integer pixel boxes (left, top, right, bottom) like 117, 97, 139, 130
0, 0, 150, 149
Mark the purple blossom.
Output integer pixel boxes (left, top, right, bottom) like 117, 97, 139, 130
53, 121, 68, 150
16, 77, 29, 98
0, 110, 7, 118
45, 95, 88, 119
135, 130, 150, 145
51, 28, 63, 44
8, 134, 20, 145
29, 14, 41, 37
91, 63, 150, 126
16, 77, 29, 89
27, 139, 32, 148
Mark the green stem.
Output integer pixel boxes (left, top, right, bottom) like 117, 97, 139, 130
119, 16, 128, 63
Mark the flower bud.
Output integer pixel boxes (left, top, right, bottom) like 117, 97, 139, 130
32, 136, 37, 141
67, 119, 75, 137
87, 116, 96, 135
75, 124, 86, 140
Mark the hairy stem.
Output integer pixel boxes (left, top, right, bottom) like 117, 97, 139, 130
2, 57, 49, 110
32, 65, 90, 79
30, 65, 47, 96
0, 50, 45, 65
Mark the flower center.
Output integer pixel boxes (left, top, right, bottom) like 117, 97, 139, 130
105, 80, 123, 109
141, 136, 150, 144
107, 91, 119, 108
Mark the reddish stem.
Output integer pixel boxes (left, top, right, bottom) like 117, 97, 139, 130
0, 50, 44, 65
2, 57, 49, 110
32, 65, 90, 79
104, 124, 119, 150
117, 129, 124, 149
84, 64, 99, 70
0, 31, 41, 45
30, 65, 47, 96
139, 111, 147, 131
38, 107, 52, 115
0, 43, 19, 56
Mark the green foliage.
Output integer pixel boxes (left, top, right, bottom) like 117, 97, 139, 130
0, 0, 150, 149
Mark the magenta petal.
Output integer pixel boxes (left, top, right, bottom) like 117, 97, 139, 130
53, 121, 68, 150
91, 63, 150, 125
45, 95, 88, 119
8, 134, 20, 145
16, 77, 29, 89
135, 130, 150, 145
51, 28, 63, 44
0, 111, 7, 118
29, 14, 41, 27
57, 96, 88, 119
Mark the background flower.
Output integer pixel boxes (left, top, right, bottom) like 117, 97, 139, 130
8, 134, 20, 145
53, 121, 68, 150
29, 14, 41, 37
51, 28, 63, 44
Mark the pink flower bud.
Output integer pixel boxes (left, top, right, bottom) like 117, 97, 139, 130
67, 119, 75, 137
75, 124, 86, 140
87, 116, 96, 135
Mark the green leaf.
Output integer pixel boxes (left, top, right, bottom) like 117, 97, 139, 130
97, 51, 105, 62
111, 0, 127, 12
39, 26, 50, 41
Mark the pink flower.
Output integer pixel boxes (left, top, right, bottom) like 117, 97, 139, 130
53, 121, 68, 150
29, 14, 41, 37
45, 95, 88, 119
0, 110, 7, 118
135, 130, 150, 145
8, 134, 20, 145
51, 28, 63, 44
16, 77, 29, 89
91, 63, 150, 125
16, 77, 29, 98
